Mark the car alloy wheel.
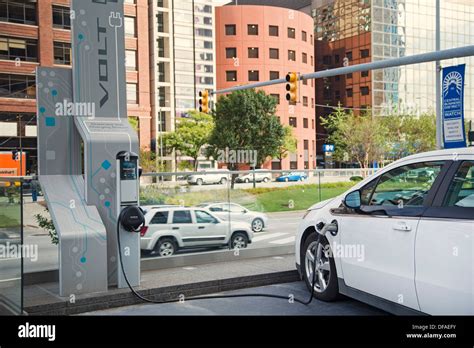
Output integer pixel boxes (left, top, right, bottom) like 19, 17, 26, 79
305, 241, 331, 293
158, 240, 175, 257
263, 177, 270, 183
251, 218, 264, 232
220, 178, 228, 185
196, 178, 203, 186
285, 178, 289, 182
245, 178, 250, 183
231, 233, 247, 249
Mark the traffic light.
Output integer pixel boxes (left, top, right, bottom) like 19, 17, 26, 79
286, 72, 298, 103
11, 150, 18, 161
199, 90, 210, 114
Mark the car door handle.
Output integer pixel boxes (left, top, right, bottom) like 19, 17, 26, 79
198, 226, 205, 229
172, 227, 180, 230
392, 222, 412, 232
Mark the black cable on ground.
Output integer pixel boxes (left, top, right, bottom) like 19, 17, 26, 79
117, 222, 319, 306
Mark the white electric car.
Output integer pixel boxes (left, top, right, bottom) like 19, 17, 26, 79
140, 207, 253, 257
295, 148, 474, 315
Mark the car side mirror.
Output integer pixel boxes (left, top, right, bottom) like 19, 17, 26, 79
343, 190, 362, 210
242, 210, 247, 214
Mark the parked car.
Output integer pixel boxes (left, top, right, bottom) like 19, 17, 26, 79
140, 207, 253, 257
196, 202, 268, 232
295, 148, 474, 315
187, 169, 230, 185
276, 172, 308, 182
236, 170, 272, 183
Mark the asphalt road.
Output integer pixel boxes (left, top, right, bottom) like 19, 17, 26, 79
86, 281, 388, 316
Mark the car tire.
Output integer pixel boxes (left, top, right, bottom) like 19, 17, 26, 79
251, 218, 264, 232
285, 178, 289, 182
263, 177, 270, 183
141, 250, 152, 257
244, 178, 250, 183
196, 178, 203, 186
230, 232, 248, 249
155, 238, 177, 257
220, 177, 228, 185
301, 232, 339, 301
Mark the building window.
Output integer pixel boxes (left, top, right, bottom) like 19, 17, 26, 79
248, 70, 259, 81
311, 98, 314, 108
226, 70, 237, 82
52, 5, 71, 30
302, 79, 308, 85
269, 48, 279, 59
335, 90, 341, 100
287, 27, 295, 39
125, 17, 136, 37
290, 161, 298, 170
269, 25, 279, 37
0, 73, 36, 99
0, 36, 38, 62
335, 54, 340, 63
127, 83, 138, 104
310, 56, 313, 66
361, 70, 369, 77
247, 24, 258, 35
346, 73, 353, 79
303, 96, 308, 107
360, 49, 370, 58
225, 24, 236, 35
346, 88, 353, 97
126, 50, 137, 71
226, 47, 237, 59
289, 117, 297, 127
323, 88, 331, 100
302, 52, 307, 64
53, 42, 71, 65
361, 86, 370, 96
303, 118, 309, 128
269, 71, 279, 80
288, 50, 296, 61
270, 94, 280, 105
312, 119, 315, 129
346, 51, 353, 61
302, 31, 307, 42
0, 0, 37, 25
248, 47, 259, 59
323, 55, 331, 65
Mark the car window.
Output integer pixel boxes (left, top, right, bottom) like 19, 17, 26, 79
209, 204, 224, 212
443, 161, 474, 208
150, 211, 169, 224
172, 210, 192, 224
230, 204, 244, 213
195, 210, 218, 224
365, 162, 444, 207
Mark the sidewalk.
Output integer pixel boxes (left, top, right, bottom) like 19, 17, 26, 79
24, 254, 299, 315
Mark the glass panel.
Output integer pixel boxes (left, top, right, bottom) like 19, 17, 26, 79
444, 162, 474, 208
0, 179, 22, 315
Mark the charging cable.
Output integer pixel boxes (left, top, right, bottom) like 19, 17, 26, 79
117, 212, 334, 306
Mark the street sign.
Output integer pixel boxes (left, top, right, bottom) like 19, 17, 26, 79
323, 144, 335, 153
442, 64, 467, 149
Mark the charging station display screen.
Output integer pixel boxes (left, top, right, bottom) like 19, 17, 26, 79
120, 160, 137, 181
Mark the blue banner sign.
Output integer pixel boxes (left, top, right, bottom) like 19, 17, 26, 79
442, 64, 467, 149
323, 144, 335, 152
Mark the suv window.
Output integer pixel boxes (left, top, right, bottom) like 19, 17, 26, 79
150, 211, 168, 224
172, 210, 192, 224
444, 161, 474, 208
363, 162, 444, 208
209, 205, 224, 212
195, 210, 218, 224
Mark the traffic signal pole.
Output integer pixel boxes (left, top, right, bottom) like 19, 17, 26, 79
211, 45, 474, 97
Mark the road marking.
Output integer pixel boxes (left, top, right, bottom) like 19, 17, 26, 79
252, 232, 287, 242
270, 236, 296, 245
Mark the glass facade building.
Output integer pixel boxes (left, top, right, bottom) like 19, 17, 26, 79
313, 0, 474, 120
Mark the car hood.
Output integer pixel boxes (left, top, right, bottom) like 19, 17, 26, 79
307, 198, 335, 211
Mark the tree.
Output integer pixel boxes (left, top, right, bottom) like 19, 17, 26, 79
207, 89, 285, 187
162, 110, 214, 169
320, 107, 389, 173
276, 126, 297, 167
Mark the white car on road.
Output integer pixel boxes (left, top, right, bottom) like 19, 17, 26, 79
140, 207, 253, 257
295, 148, 474, 315
236, 170, 272, 183
196, 202, 269, 232
187, 169, 230, 185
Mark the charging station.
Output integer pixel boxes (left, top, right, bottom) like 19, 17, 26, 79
37, 0, 141, 296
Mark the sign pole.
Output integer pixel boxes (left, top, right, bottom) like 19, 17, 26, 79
435, 0, 443, 149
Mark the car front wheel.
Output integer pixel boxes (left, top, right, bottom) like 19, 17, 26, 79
230, 232, 248, 249
251, 218, 264, 232
301, 232, 338, 301
196, 178, 203, 186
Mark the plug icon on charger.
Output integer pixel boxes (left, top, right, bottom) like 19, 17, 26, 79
109, 12, 123, 28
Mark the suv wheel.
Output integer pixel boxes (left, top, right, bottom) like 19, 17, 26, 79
301, 232, 338, 301
251, 218, 264, 232
263, 177, 270, 183
156, 238, 177, 257
230, 232, 248, 249
196, 178, 203, 186
220, 177, 228, 185
244, 178, 250, 183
